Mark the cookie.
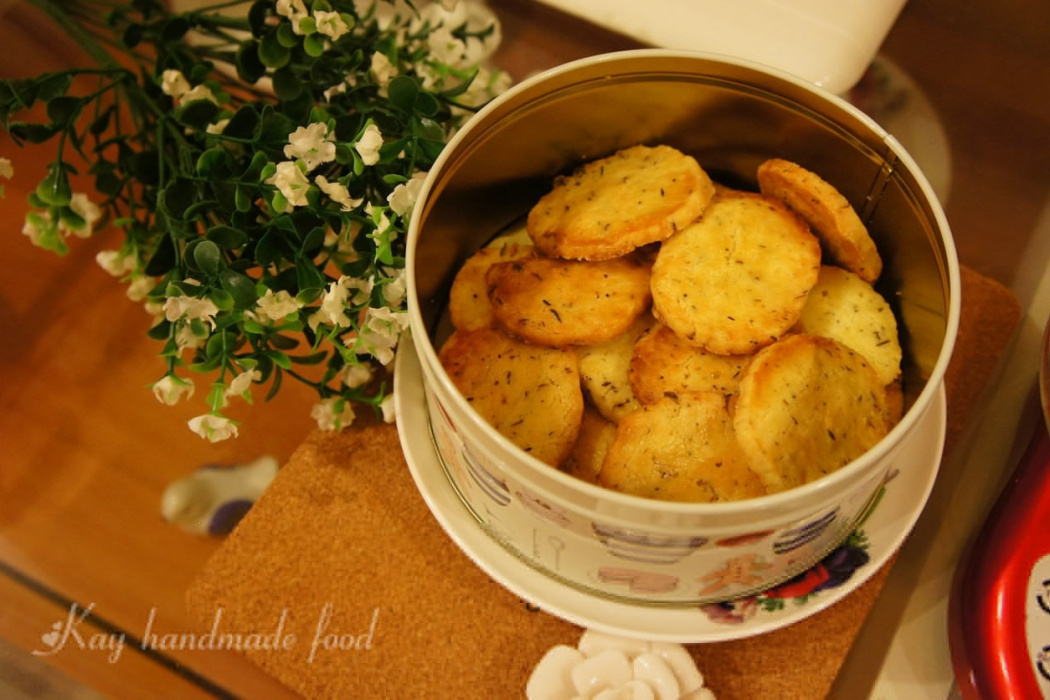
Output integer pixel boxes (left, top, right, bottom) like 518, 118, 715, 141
598, 391, 767, 503
733, 334, 890, 493
757, 157, 882, 283
650, 192, 821, 355
438, 327, 583, 467
526, 144, 715, 260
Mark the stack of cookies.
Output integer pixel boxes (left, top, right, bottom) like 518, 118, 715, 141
438, 145, 901, 503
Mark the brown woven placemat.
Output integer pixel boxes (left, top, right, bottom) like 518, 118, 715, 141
186, 266, 1019, 699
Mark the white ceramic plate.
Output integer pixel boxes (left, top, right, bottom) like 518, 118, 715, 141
395, 335, 946, 643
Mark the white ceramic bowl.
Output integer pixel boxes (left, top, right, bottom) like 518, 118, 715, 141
401, 50, 960, 607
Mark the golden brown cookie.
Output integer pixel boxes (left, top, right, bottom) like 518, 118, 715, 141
448, 242, 537, 331
733, 334, 890, 493
650, 192, 821, 355
598, 391, 767, 503
561, 406, 618, 485
796, 265, 902, 385
487, 253, 652, 347
438, 327, 583, 467
757, 157, 882, 283
526, 144, 715, 261
629, 323, 754, 404
577, 313, 656, 423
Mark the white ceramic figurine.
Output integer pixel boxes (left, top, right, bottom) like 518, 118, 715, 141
160, 455, 279, 536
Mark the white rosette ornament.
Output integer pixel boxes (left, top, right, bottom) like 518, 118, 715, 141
527, 629, 715, 700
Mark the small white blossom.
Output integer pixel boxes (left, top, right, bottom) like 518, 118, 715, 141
311, 397, 355, 431
151, 375, 195, 406
206, 119, 230, 135
224, 369, 262, 404
276, 0, 309, 33
314, 10, 351, 41
284, 123, 337, 170
181, 84, 218, 105
164, 294, 220, 329
379, 393, 396, 423
308, 276, 352, 330
60, 192, 102, 238
96, 249, 136, 277
380, 266, 407, 307
386, 171, 426, 217
315, 175, 363, 211
188, 414, 240, 442
126, 276, 154, 303
176, 323, 207, 351
350, 305, 409, 365
253, 289, 302, 322
308, 275, 373, 330
22, 211, 54, 247
369, 52, 397, 94
342, 362, 373, 389
266, 160, 311, 209
0, 157, 13, 179
160, 69, 191, 99
355, 123, 384, 166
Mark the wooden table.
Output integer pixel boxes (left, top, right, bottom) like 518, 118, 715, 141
0, 0, 1045, 697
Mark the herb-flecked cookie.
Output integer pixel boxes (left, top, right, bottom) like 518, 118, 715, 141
598, 391, 767, 503
757, 157, 883, 283
526, 144, 715, 261
448, 242, 537, 331
733, 334, 889, 493
487, 253, 652, 347
795, 265, 901, 385
629, 323, 753, 404
650, 192, 821, 355
438, 327, 583, 467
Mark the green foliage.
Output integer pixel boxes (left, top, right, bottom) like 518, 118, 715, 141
1, 0, 509, 440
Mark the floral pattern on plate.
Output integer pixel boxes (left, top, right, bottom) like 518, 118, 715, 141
699, 511, 876, 624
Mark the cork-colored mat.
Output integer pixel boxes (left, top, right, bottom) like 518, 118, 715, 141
186, 266, 1020, 699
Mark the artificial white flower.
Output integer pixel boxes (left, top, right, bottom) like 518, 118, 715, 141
350, 306, 409, 365
96, 249, 136, 277
308, 276, 353, 330
342, 362, 373, 389
386, 171, 426, 217
181, 84, 218, 105
188, 414, 240, 442
355, 123, 384, 166
527, 629, 713, 700
224, 369, 262, 404
369, 52, 397, 94
126, 276, 154, 303
314, 10, 351, 41
311, 397, 355, 431
176, 323, 207, 351
22, 211, 54, 247
151, 375, 195, 406
60, 192, 102, 238
0, 157, 13, 179
253, 289, 302, 322
426, 26, 467, 67
160, 69, 191, 99
380, 266, 407, 308
284, 123, 337, 170
315, 175, 363, 211
266, 160, 311, 209
379, 393, 396, 423
206, 119, 230, 135
276, 0, 309, 33
164, 294, 220, 329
